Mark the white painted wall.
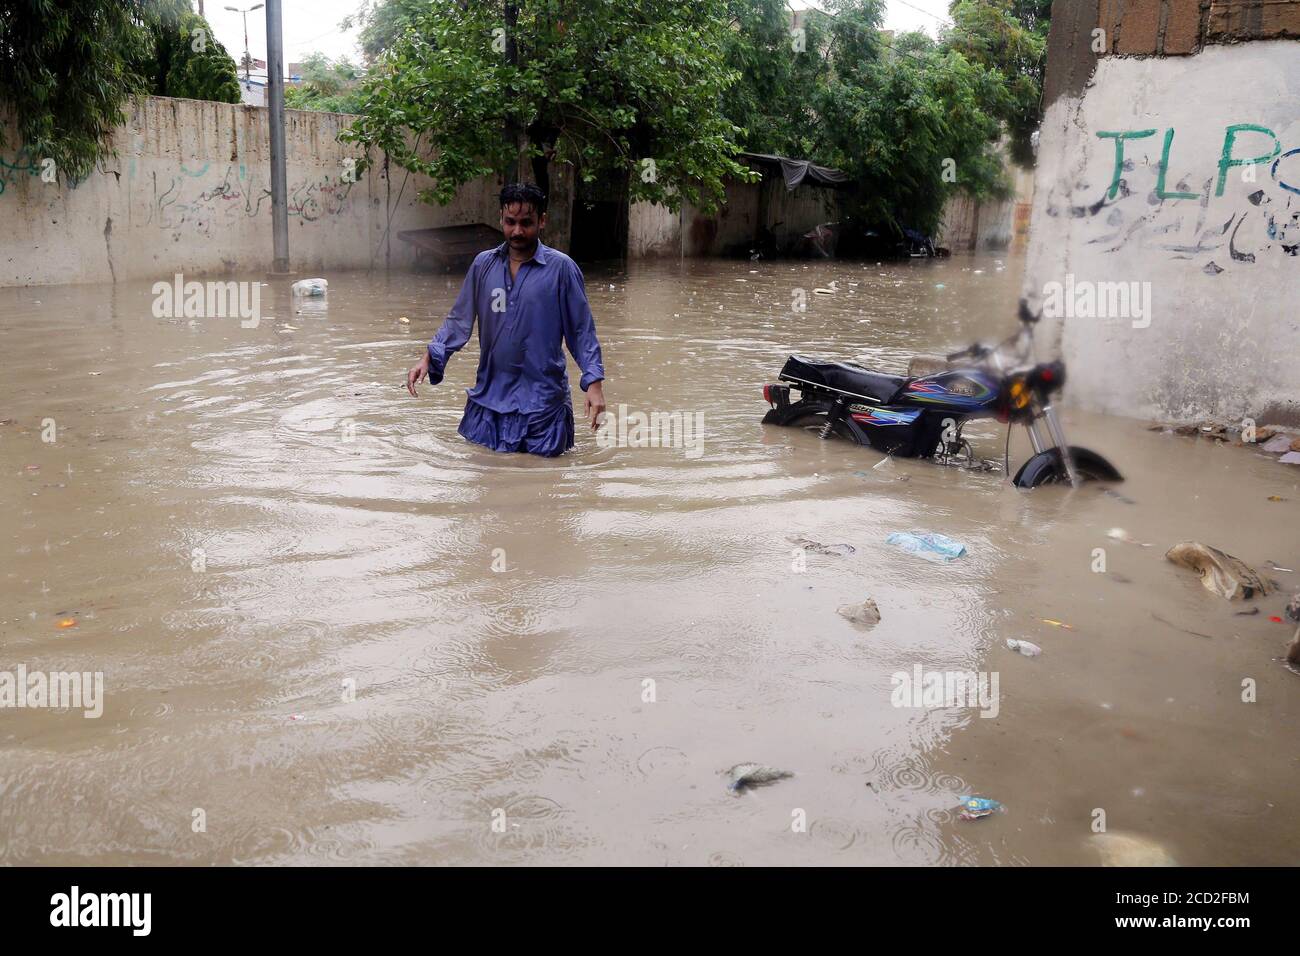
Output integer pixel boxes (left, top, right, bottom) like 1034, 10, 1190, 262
938, 162, 1034, 252
628, 199, 680, 257
1024, 40, 1299, 423
0, 96, 505, 287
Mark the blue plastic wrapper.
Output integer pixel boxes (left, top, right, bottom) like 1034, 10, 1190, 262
957, 795, 1002, 820
887, 531, 967, 562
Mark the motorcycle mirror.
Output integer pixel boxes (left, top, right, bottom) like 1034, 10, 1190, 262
1018, 298, 1040, 325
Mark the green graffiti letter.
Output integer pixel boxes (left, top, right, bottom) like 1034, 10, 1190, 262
1156, 129, 1199, 200
1216, 124, 1280, 197
1096, 129, 1157, 199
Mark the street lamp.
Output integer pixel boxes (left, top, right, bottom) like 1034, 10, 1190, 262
226, 4, 264, 85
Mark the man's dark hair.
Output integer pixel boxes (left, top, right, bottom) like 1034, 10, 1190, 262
499, 182, 547, 216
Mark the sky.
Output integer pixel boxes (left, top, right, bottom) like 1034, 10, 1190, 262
201, 0, 954, 79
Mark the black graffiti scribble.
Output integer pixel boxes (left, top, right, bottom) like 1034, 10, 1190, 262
1070, 183, 1126, 218
1229, 213, 1255, 263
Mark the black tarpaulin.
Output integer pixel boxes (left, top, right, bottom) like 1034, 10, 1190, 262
740, 152, 851, 190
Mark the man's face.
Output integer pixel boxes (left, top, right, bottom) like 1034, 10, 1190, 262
501, 202, 545, 250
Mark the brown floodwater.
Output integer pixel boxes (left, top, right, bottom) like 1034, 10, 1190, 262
1, 253, 1297, 866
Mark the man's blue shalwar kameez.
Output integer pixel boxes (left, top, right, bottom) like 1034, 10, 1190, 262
426, 240, 605, 457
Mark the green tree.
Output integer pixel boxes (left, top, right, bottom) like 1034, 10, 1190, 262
713, 0, 1018, 234
719, 0, 830, 158
942, 0, 1047, 166
0, 0, 188, 183
148, 10, 241, 103
284, 53, 365, 113
343, 0, 427, 64
812, 1, 1011, 234
340, 0, 754, 212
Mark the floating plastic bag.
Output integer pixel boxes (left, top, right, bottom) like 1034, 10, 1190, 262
292, 277, 327, 295
887, 531, 966, 562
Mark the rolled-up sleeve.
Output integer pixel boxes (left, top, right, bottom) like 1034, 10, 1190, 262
559, 260, 605, 391
427, 259, 480, 385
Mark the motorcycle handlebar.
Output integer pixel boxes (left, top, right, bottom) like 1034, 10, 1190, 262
946, 344, 989, 362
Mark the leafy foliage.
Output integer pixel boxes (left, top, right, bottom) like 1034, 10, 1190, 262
340, 0, 755, 212
719, 0, 829, 159
284, 53, 365, 114
942, 0, 1048, 166
148, 10, 241, 104
0, 0, 239, 184
819, 18, 1011, 232
711, 0, 1025, 232
339, 0, 1042, 232
343, 0, 428, 65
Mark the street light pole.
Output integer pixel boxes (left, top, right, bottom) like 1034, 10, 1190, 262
225, 4, 263, 85
265, 0, 290, 273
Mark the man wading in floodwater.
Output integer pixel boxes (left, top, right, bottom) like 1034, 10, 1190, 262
406, 182, 606, 457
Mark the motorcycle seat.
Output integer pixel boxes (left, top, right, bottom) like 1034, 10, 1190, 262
779, 355, 907, 404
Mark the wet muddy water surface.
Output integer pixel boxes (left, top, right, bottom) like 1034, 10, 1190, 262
2, 254, 1297, 865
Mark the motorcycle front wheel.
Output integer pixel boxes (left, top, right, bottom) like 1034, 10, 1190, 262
1013, 446, 1124, 488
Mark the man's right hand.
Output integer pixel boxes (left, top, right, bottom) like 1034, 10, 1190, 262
407, 356, 430, 397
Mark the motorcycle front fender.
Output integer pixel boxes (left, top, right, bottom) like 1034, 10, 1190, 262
1013, 446, 1124, 488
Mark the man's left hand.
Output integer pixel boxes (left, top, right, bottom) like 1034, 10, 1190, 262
585, 381, 606, 431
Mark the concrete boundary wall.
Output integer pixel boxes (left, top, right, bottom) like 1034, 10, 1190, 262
1027, 0, 1299, 423
0, 96, 507, 288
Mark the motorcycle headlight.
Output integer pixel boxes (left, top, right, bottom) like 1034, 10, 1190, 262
1008, 377, 1031, 410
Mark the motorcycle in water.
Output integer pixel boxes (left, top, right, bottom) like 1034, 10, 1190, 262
760, 301, 1124, 488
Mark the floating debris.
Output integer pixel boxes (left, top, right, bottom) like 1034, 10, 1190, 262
1090, 831, 1177, 867
291, 278, 328, 296
1286, 595, 1300, 668
1151, 612, 1214, 639
1041, 618, 1074, 630
837, 598, 881, 629
1006, 639, 1042, 657
787, 536, 855, 557
886, 531, 966, 562
724, 763, 793, 794
1107, 527, 1151, 547
1099, 487, 1136, 504
1165, 542, 1270, 600
957, 795, 1002, 820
